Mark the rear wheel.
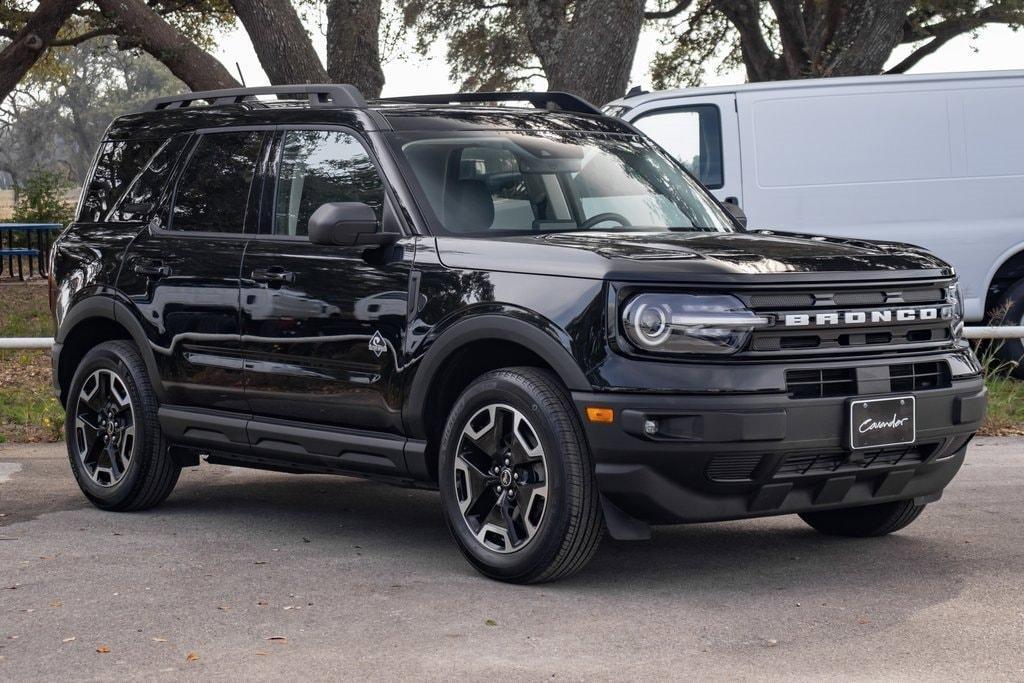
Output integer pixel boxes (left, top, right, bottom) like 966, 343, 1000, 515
65, 340, 180, 511
799, 500, 926, 537
991, 276, 1024, 379
438, 367, 603, 583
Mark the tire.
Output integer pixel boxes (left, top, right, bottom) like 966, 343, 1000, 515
64, 340, 180, 511
991, 276, 1024, 379
438, 367, 603, 583
799, 500, 926, 537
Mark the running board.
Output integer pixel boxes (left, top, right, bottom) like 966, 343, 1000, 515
158, 406, 425, 478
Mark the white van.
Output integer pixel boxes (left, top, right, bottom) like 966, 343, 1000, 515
606, 70, 1024, 343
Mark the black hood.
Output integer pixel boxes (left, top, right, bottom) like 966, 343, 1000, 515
434, 230, 953, 283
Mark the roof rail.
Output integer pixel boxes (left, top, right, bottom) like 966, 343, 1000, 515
378, 91, 602, 116
142, 84, 366, 112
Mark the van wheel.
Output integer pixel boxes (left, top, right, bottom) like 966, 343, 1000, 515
438, 367, 603, 583
991, 276, 1024, 379
799, 500, 926, 537
65, 340, 180, 511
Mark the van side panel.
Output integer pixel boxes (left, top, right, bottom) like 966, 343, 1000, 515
735, 78, 1024, 322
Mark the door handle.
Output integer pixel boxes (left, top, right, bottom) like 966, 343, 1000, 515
251, 267, 295, 285
133, 260, 171, 277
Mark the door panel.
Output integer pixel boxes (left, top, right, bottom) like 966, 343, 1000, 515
119, 229, 248, 411
241, 238, 414, 432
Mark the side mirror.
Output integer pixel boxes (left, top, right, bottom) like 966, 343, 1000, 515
308, 202, 398, 247
722, 198, 747, 228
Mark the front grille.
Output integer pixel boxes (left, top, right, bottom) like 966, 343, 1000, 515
775, 443, 935, 477
706, 454, 764, 482
738, 280, 954, 358
786, 361, 952, 398
890, 361, 950, 392
786, 368, 857, 399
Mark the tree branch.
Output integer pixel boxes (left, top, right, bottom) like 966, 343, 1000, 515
645, 0, 694, 20
49, 27, 118, 47
0, 0, 81, 104
94, 0, 238, 91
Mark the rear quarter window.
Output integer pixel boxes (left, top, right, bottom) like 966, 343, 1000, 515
78, 139, 164, 223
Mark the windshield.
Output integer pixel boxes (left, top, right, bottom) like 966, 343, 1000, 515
390, 130, 735, 237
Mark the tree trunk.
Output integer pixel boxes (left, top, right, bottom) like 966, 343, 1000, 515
326, 0, 385, 98
0, 0, 80, 104
230, 0, 328, 85
95, 0, 238, 91
813, 0, 914, 77
523, 0, 646, 106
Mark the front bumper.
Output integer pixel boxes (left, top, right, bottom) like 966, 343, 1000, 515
572, 374, 985, 527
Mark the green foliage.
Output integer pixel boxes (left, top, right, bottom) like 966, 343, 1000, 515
12, 170, 73, 225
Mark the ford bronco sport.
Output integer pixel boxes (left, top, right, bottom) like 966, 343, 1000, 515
51, 85, 986, 583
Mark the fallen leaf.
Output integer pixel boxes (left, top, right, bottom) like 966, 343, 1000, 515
217, 605, 230, 612
255, 651, 268, 657
186, 652, 200, 663
254, 560, 268, 565
96, 645, 111, 654
62, 637, 75, 643
39, 555, 54, 560
266, 636, 287, 643
485, 619, 497, 626
152, 637, 168, 643
857, 617, 871, 625
50, 601, 62, 608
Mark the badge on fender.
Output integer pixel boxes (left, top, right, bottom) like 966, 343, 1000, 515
369, 331, 387, 357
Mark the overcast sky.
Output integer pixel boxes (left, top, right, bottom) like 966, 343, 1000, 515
213, 18, 1024, 97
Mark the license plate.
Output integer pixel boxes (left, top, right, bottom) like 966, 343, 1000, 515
849, 396, 916, 450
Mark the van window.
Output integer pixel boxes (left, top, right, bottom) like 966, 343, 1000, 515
633, 105, 723, 189
170, 131, 264, 233
78, 139, 163, 223
272, 130, 385, 237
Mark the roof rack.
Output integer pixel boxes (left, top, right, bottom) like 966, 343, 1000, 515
378, 91, 602, 116
142, 84, 367, 112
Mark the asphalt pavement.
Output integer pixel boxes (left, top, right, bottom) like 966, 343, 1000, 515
1, 438, 1022, 681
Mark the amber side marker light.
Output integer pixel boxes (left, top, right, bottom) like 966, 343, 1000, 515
586, 407, 615, 423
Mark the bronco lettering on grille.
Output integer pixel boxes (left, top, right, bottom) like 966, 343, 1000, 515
783, 307, 952, 328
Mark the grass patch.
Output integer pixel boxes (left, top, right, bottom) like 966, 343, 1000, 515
0, 349, 63, 443
0, 280, 52, 337
0, 281, 62, 442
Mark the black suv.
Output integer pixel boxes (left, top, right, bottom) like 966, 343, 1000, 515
51, 85, 986, 583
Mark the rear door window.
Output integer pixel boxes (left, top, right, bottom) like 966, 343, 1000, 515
170, 131, 265, 233
633, 105, 724, 189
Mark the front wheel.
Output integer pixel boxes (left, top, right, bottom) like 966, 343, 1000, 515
799, 499, 926, 537
438, 367, 603, 583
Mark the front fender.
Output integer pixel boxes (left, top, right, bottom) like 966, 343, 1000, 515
402, 312, 593, 438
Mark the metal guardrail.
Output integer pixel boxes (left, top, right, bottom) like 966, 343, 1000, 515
2, 327, 1023, 350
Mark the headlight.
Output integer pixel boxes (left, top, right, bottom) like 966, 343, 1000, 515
949, 282, 965, 338
621, 293, 769, 355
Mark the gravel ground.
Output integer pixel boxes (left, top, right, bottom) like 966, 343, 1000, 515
0, 437, 1022, 681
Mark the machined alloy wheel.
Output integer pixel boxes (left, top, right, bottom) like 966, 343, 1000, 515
65, 340, 180, 511
72, 369, 136, 487
439, 367, 604, 583
454, 404, 549, 553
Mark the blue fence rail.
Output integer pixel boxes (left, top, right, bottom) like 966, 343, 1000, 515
0, 223, 62, 280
